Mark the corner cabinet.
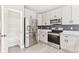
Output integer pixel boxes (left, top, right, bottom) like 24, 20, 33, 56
37, 13, 49, 26
60, 34, 76, 52
60, 33, 79, 52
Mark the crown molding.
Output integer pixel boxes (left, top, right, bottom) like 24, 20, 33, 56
24, 5, 66, 14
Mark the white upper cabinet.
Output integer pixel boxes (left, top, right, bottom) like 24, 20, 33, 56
45, 12, 51, 25
50, 10, 55, 19
42, 8, 62, 25
37, 14, 43, 26
62, 5, 79, 25
53, 8, 62, 19
42, 12, 51, 25
37, 5, 79, 25
44, 8, 63, 25
62, 6, 72, 25
72, 6, 79, 24
37, 13, 50, 26
42, 13, 46, 25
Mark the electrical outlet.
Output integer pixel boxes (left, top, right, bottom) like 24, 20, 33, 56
70, 27, 73, 30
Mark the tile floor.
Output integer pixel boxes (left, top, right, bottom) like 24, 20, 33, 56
8, 42, 67, 53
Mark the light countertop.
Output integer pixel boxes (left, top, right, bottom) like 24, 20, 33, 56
60, 31, 79, 36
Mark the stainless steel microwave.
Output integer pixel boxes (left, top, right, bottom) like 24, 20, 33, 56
50, 18, 62, 24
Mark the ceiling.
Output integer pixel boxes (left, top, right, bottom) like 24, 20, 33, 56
25, 5, 63, 13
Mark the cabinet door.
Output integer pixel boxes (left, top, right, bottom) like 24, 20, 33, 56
60, 34, 67, 49
45, 12, 51, 25
42, 13, 46, 25
72, 5, 79, 24
44, 31, 48, 43
66, 35, 75, 52
38, 30, 41, 42
54, 8, 62, 19
38, 30, 43, 42
62, 6, 72, 25
50, 11, 55, 19
40, 31, 45, 42
60, 34, 75, 52
39, 30, 48, 43
37, 14, 42, 25
75, 36, 79, 52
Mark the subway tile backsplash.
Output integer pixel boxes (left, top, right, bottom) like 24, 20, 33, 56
38, 25, 79, 31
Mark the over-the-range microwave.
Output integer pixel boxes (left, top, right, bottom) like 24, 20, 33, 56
50, 18, 62, 25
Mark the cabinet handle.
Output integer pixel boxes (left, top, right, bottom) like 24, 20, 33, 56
61, 17, 62, 20
43, 35, 44, 37
0, 34, 7, 37
65, 39, 66, 42
65, 39, 68, 42
66, 40, 68, 42
64, 36, 68, 37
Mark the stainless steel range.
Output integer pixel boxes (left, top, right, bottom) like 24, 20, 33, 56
48, 28, 63, 49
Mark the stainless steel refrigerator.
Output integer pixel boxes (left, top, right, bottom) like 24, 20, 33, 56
24, 16, 37, 48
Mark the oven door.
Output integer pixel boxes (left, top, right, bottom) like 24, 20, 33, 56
48, 34, 60, 45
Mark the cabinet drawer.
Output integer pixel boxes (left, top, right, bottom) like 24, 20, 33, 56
60, 34, 69, 40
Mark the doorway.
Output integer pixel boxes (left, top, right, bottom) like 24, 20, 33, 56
7, 9, 20, 47
1, 6, 24, 53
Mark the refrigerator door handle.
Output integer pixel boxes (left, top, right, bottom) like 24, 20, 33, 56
27, 26, 29, 31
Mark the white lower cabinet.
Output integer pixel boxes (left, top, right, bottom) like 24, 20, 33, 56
40, 31, 48, 43
38, 29, 42, 42
60, 34, 77, 52
38, 29, 50, 43
75, 36, 79, 53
